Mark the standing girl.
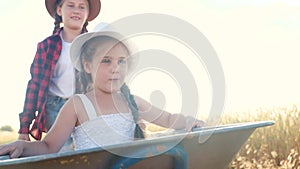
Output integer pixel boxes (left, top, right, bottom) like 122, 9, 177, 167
0, 26, 204, 158
18, 0, 101, 146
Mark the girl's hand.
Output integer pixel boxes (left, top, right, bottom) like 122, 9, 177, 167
18, 134, 30, 141
0, 141, 25, 158
185, 116, 205, 132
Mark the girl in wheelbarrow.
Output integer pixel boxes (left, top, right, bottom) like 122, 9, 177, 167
0, 24, 205, 158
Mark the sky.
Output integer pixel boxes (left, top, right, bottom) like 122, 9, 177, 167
0, 0, 299, 130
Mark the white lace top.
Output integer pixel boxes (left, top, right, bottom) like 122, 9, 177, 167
71, 94, 135, 150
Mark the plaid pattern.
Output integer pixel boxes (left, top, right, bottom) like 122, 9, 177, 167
18, 29, 63, 140
18, 28, 83, 140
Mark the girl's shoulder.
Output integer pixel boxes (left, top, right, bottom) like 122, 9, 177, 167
68, 94, 85, 105
68, 94, 91, 113
69, 94, 96, 124
38, 29, 62, 45
62, 94, 88, 117
40, 35, 61, 43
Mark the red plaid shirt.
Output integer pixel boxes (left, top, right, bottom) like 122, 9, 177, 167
18, 28, 83, 140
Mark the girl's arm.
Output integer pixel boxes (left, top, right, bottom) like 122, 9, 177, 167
18, 42, 47, 139
135, 96, 204, 131
0, 98, 78, 158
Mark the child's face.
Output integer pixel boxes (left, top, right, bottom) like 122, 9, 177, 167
88, 41, 129, 93
57, 0, 89, 30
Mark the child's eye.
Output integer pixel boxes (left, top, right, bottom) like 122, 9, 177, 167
79, 5, 86, 9
118, 59, 127, 64
101, 58, 111, 64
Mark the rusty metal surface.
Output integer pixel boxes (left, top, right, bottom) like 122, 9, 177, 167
0, 121, 274, 169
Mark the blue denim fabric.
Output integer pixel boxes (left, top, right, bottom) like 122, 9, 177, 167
45, 95, 73, 152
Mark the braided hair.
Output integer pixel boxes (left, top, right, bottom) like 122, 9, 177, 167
78, 36, 97, 94
121, 84, 145, 139
52, 0, 89, 34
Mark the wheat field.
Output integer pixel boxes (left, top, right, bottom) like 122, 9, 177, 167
146, 105, 300, 168
0, 131, 17, 145
221, 105, 300, 169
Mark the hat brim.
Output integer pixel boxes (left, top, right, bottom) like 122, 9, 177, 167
45, 0, 101, 21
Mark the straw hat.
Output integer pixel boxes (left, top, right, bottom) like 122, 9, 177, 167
45, 0, 101, 21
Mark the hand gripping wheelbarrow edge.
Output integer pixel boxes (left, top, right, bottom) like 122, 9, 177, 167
0, 121, 274, 169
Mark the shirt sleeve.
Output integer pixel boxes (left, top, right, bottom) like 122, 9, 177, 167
18, 41, 47, 134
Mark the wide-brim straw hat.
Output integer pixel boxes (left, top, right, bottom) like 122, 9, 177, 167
70, 23, 138, 72
45, 0, 101, 21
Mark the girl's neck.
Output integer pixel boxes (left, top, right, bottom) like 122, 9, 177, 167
61, 27, 82, 43
90, 88, 120, 98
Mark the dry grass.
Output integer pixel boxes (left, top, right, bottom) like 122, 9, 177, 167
0, 131, 17, 145
222, 105, 300, 169
143, 105, 300, 168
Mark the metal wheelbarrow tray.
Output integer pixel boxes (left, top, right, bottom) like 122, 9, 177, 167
0, 121, 274, 169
